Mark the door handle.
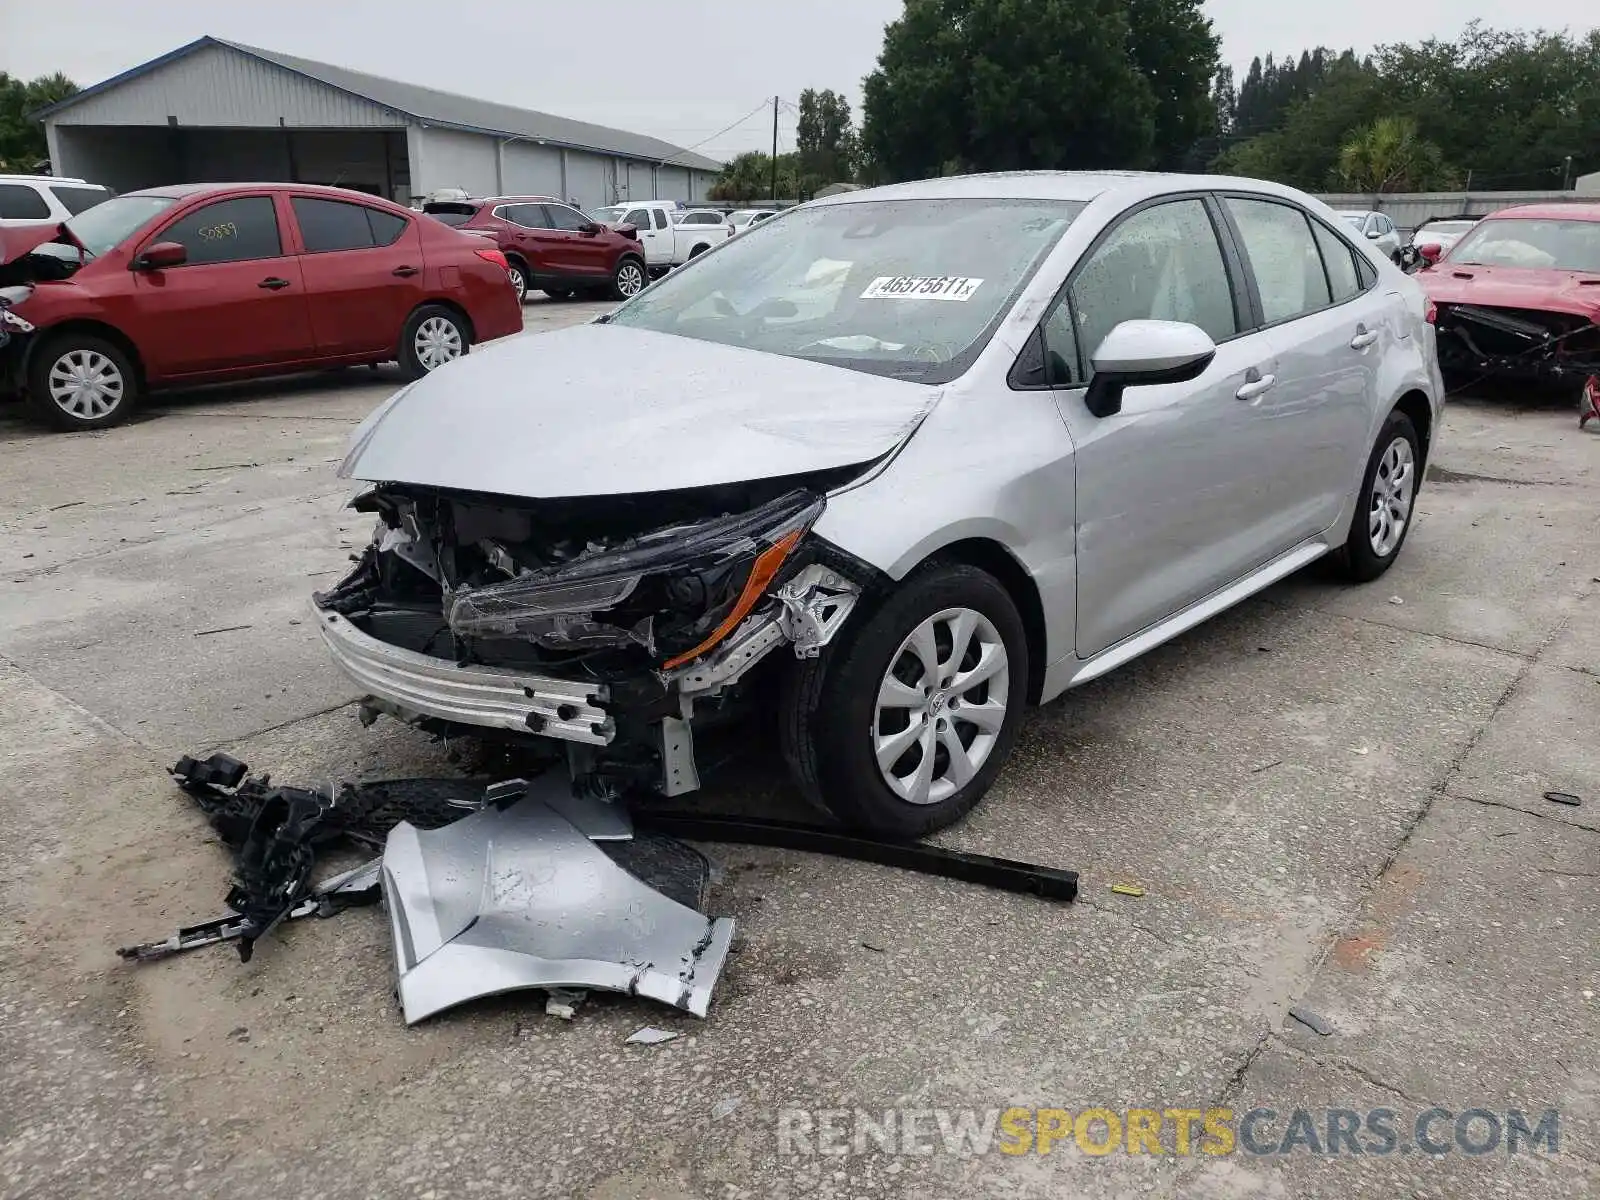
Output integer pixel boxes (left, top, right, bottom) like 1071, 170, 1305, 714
258, 277, 291, 290
1235, 369, 1276, 401
392, 265, 420, 278
1350, 326, 1379, 349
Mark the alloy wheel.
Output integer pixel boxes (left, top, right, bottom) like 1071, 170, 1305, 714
616, 261, 645, 297
508, 265, 527, 302
414, 316, 464, 371
1369, 436, 1415, 557
873, 607, 1010, 806
47, 349, 125, 420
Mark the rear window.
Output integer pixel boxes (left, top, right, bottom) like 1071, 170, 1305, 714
423, 202, 478, 227
49, 184, 111, 215
293, 196, 410, 252
0, 184, 50, 220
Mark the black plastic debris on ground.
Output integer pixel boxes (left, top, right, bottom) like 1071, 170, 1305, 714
164, 755, 713, 961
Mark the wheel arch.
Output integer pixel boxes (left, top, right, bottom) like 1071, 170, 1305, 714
911, 537, 1049, 705
25, 320, 146, 388
410, 299, 475, 342
1393, 389, 1433, 471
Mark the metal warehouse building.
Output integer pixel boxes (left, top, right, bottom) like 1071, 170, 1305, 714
34, 36, 721, 210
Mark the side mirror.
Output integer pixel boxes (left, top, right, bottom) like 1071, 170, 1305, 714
1418, 243, 1443, 263
136, 241, 186, 269
1366, 228, 1382, 240
1084, 320, 1216, 418
579, 221, 602, 235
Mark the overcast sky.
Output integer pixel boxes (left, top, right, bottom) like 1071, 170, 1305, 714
2, 0, 1595, 162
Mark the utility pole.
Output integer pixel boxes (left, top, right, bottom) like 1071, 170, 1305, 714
770, 96, 780, 204
1563, 155, 1574, 191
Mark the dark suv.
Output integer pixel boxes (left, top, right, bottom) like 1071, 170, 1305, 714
422, 195, 647, 303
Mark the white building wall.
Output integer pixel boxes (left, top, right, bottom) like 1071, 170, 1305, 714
655, 165, 689, 201
500, 142, 564, 196
565, 154, 608, 209
414, 126, 497, 197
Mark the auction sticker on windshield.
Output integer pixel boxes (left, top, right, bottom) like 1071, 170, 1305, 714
861, 276, 984, 301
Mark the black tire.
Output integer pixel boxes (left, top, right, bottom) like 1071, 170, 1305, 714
1335, 409, 1421, 582
610, 256, 647, 300
25, 333, 138, 432
542, 287, 574, 301
779, 563, 1030, 840
687, 244, 709, 260
506, 261, 529, 304
397, 305, 470, 381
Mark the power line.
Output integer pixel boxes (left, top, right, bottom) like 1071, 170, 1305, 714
658, 99, 777, 165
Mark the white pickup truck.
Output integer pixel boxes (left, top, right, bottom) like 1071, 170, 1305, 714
588, 201, 732, 275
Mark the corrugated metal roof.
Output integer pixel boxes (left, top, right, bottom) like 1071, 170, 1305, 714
34, 36, 723, 172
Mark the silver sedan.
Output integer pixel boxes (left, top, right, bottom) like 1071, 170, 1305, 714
317, 171, 1444, 839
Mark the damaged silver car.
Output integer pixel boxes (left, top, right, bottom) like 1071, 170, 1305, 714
316, 172, 1444, 838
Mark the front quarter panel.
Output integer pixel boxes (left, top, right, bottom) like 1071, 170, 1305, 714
813, 383, 1079, 671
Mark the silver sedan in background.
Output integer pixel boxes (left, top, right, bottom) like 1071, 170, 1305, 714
316, 172, 1443, 839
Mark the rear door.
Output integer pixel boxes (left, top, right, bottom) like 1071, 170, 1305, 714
1047, 194, 1284, 657
543, 203, 611, 277
288, 194, 424, 357
127, 193, 314, 376
1219, 195, 1383, 541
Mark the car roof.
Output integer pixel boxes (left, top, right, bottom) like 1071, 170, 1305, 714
123, 182, 401, 204
813, 171, 1334, 209
1335, 209, 1375, 217
0, 174, 96, 185
1485, 203, 1600, 222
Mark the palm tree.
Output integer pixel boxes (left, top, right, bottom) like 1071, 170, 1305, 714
1337, 117, 1454, 192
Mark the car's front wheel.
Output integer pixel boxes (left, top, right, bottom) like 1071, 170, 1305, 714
398, 305, 470, 380
780, 563, 1029, 839
610, 257, 647, 300
26, 334, 138, 431
1336, 409, 1421, 581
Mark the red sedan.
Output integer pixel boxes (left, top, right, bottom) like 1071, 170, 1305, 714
0, 183, 523, 431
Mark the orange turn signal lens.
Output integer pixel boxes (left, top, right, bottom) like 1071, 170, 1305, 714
661, 531, 803, 670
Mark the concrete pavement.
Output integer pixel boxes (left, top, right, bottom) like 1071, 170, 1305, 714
1, 305, 1595, 1199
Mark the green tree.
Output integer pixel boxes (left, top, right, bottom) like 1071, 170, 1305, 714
0, 72, 78, 172
860, 0, 1217, 182
1337, 116, 1455, 191
1215, 24, 1600, 189
795, 88, 857, 194
708, 151, 799, 202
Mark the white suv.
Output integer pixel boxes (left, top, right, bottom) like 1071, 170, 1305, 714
0, 175, 113, 226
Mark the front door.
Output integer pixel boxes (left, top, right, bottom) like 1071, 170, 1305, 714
496, 204, 567, 282
542, 203, 611, 279
1048, 195, 1284, 658
620, 205, 666, 268
128, 194, 315, 377
288, 194, 425, 357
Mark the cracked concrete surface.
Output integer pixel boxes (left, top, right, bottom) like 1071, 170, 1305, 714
1, 313, 1596, 1199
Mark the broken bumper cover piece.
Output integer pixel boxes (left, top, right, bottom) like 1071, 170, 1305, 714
383, 793, 734, 1024
315, 607, 613, 744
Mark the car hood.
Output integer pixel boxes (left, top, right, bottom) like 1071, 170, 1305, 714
339, 323, 942, 498
1421, 264, 1600, 318
0, 222, 84, 266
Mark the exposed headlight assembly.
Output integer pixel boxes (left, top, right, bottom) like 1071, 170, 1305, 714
443, 489, 825, 664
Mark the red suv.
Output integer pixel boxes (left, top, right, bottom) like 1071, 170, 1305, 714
422, 195, 648, 303
0, 183, 523, 431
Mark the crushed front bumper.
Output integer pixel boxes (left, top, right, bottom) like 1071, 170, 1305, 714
315, 607, 613, 745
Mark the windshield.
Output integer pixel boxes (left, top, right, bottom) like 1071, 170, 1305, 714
605, 197, 1084, 383
1339, 213, 1367, 228
64, 194, 178, 256
589, 206, 627, 224
1447, 218, 1600, 272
